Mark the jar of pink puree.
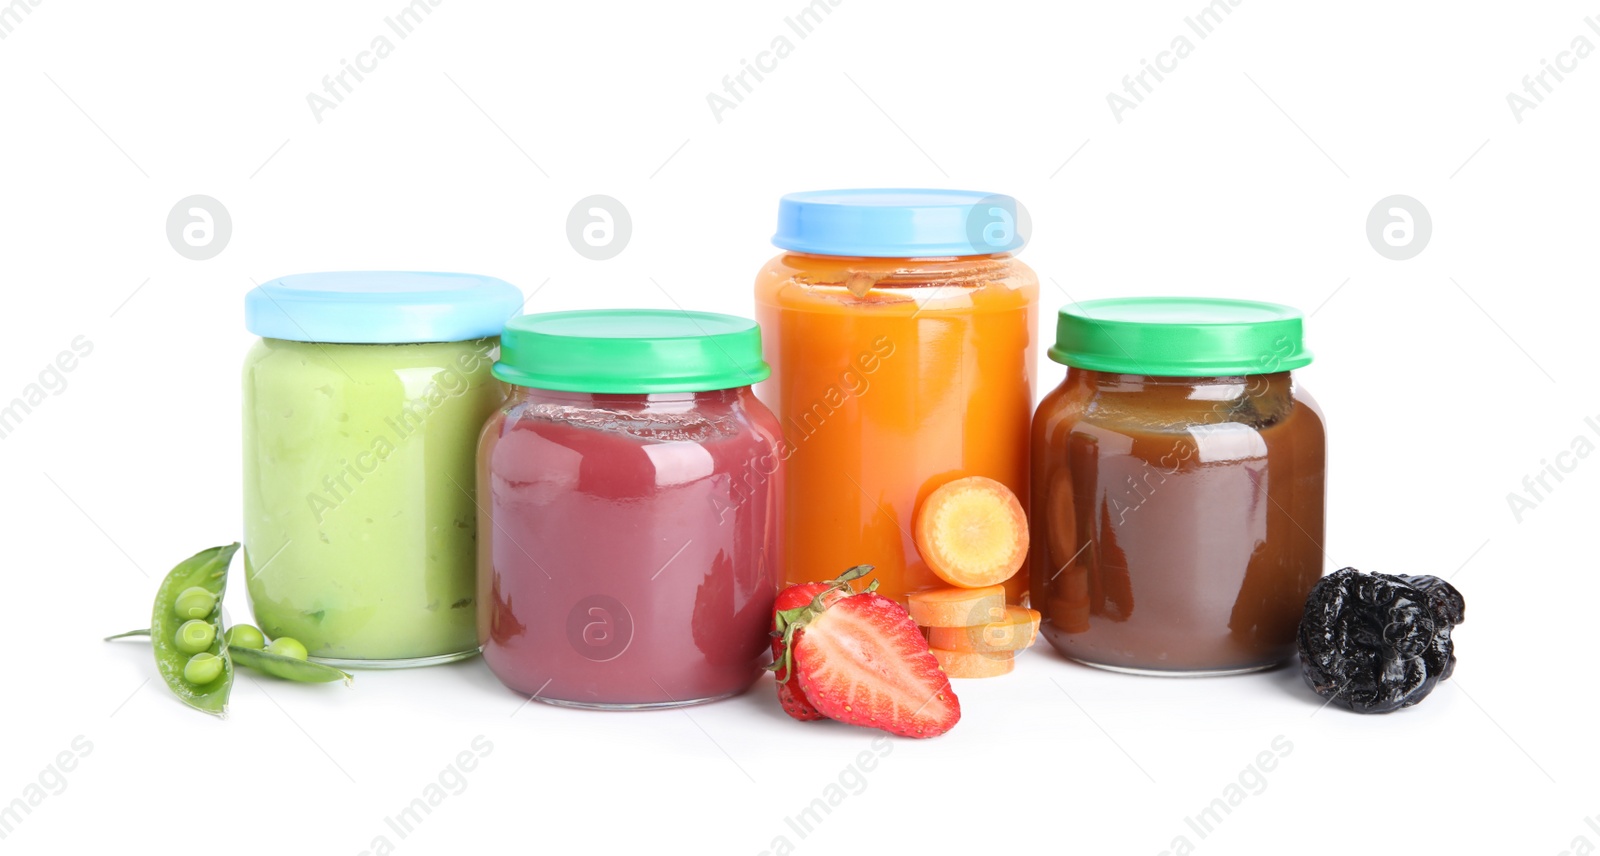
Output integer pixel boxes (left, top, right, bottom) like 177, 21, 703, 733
476, 309, 785, 709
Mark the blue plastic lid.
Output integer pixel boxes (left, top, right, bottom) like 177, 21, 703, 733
245, 271, 524, 344
772, 188, 1026, 258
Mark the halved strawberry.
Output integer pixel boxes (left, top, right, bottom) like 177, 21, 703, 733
770, 566, 872, 723
790, 592, 961, 738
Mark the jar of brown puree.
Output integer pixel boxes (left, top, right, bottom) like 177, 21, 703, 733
1030, 298, 1326, 675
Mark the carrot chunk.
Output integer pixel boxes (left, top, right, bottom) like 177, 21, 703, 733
925, 606, 1041, 653
906, 585, 1005, 628
914, 476, 1029, 589
930, 646, 1015, 678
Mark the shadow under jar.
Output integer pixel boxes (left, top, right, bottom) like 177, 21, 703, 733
477, 309, 784, 709
1030, 298, 1327, 676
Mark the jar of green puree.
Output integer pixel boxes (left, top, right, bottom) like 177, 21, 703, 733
243, 272, 523, 668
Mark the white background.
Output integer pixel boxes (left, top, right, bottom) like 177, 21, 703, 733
1, 1, 1593, 853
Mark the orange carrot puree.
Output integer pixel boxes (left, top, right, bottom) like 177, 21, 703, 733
754, 252, 1038, 603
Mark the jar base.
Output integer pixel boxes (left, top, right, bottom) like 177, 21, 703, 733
310, 648, 480, 670
1065, 657, 1280, 678
530, 690, 741, 712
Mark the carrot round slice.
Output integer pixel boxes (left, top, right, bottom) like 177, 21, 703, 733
906, 585, 1005, 628
914, 476, 1029, 588
931, 646, 1015, 678
925, 606, 1041, 653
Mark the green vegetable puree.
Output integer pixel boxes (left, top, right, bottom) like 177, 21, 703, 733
242, 337, 502, 665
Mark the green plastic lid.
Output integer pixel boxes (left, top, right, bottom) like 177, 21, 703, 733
493, 309, 771, 393
1049, 297, 1313, 377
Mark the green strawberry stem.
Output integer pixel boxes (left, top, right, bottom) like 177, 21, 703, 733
769, 565, 876, 682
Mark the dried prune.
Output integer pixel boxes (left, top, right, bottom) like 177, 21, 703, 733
1297, 568, 1466, 714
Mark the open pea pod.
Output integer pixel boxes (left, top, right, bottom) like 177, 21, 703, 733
107, 630, 354, 685
230, 646, 353, 685
149, 544, 239, 717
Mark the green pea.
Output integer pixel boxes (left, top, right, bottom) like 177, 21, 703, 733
173, 586, 217, 619
265, 637, 308, 661
224, 624, 266, 650
183, 652, 224, 685
174, 619, 216, 654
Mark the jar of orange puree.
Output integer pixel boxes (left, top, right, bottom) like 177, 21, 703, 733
754, 189, 1039, 603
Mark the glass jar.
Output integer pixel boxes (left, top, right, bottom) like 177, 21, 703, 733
477, 309, 784, 709
242, 271, 523, 667
754, 189, 1039, 604
1031, 298, 1327, 675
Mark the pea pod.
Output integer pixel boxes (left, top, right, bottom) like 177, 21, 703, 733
107, 629, 353, 685
230, 646, 353, 685
149, 543, 239, 716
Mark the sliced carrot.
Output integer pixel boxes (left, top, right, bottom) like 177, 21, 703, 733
925, 606, 1041, 653
914, 476, 1030, 589
906, 585, 1005, 628
931, 646, 1015, 678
